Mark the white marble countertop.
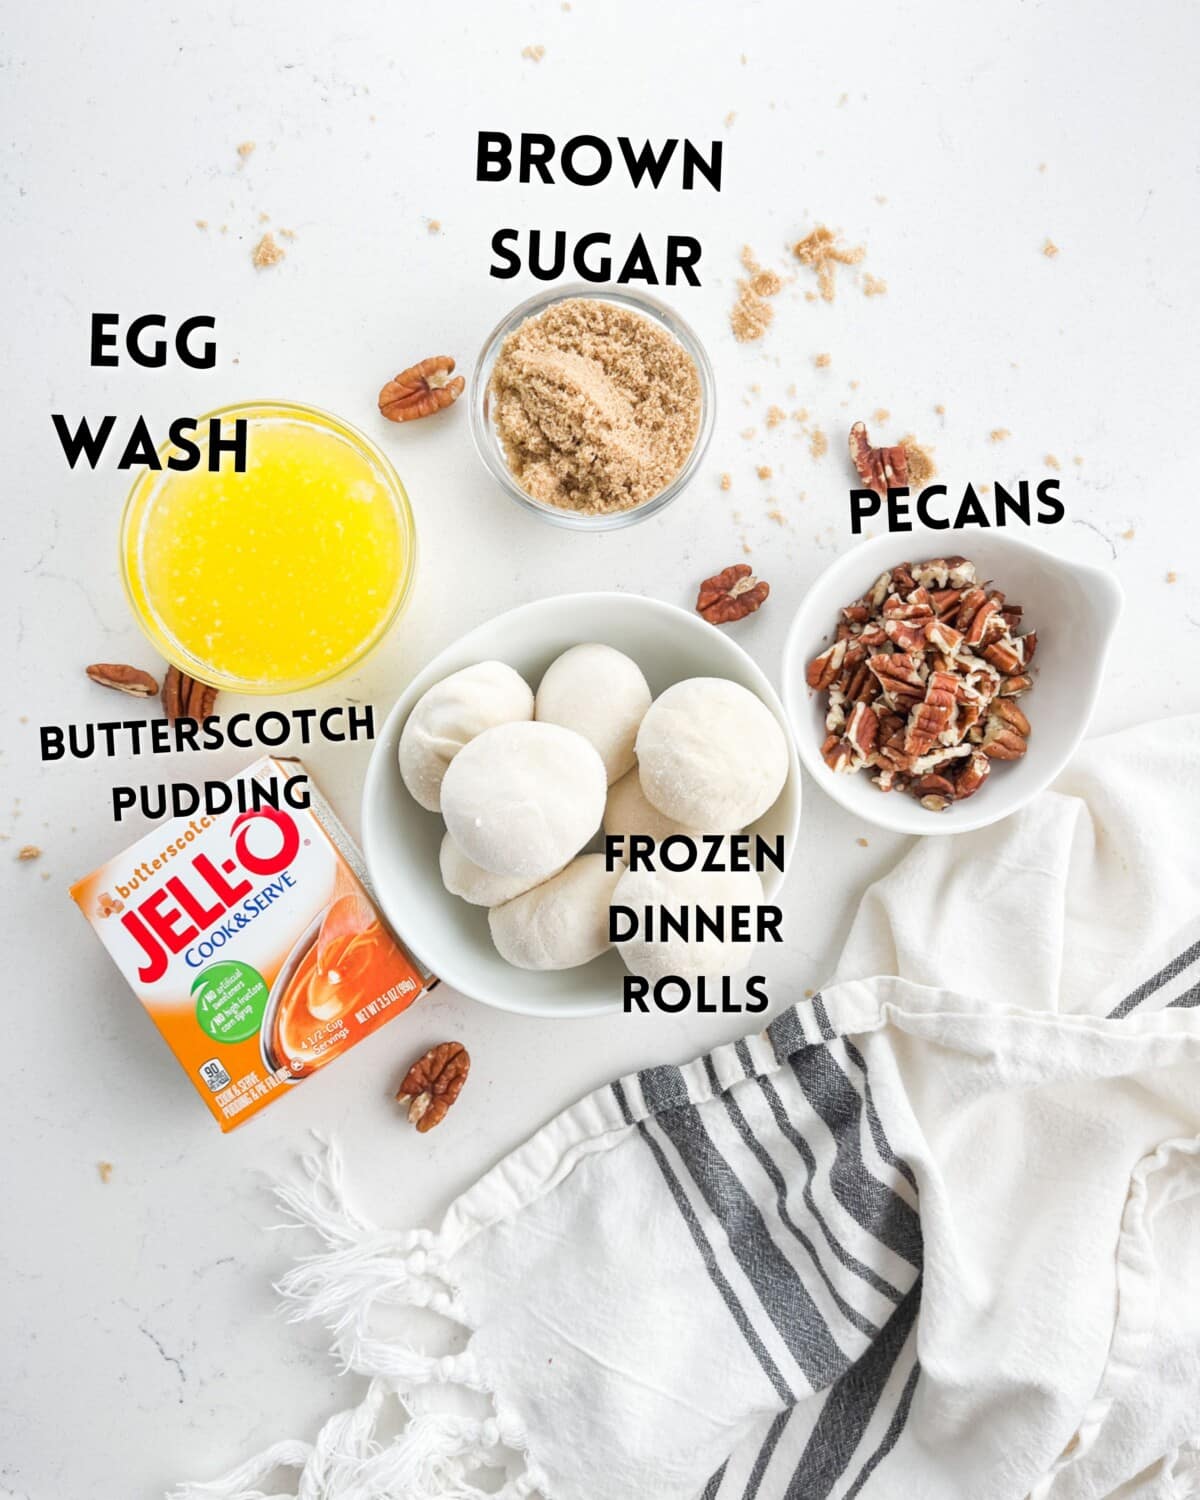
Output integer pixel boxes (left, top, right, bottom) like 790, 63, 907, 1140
3, 1, 1198, 1494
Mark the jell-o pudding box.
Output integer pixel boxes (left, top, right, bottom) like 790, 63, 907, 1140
71, 757, 431, 1130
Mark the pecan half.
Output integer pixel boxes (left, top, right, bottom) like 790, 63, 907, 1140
379, 356, 466, 422
162, 665, 218, 722
86, 663, 160, 698
396, 1041, 470, 1133
696, 564, 770, 624
849, 421, 909, 495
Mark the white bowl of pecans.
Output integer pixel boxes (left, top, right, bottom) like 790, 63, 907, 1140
782, 530, 1123, 835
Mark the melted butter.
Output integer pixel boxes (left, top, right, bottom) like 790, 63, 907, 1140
134, 416, 405, 686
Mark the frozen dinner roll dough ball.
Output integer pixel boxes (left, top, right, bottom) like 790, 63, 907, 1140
535, 642, 652, 784
488, 854, 624, 971
603, 767, 703, 848
440, 720, 607, 879
636, 677, 788, 831
613, 860, 764, 982
439, 831, 555, 908
399, 660, 534, 812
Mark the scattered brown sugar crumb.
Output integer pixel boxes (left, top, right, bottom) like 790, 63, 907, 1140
725, 111, 736, 127
810, 427, 828, 459
1042, 239, 1060, 258
757, 465, 772, 480
195, 219, 208, 230
1166, 571, 1178, 584
236, 141, 255, 160
815, 352, 831, 368
731, 247, 782, 342
278, 228, 296, 241
252, 232, 285, 269
792, 225, 866, 302
1073, 455, 1084, 466
720, 472, 732, 491
768, 508, 786, 525
856, 837, 869, 847
1122, 529, 1136, 540
934, 403, 945, 415
989, 428, 1011, 442
17, 845, 41, 861
766, 405, 787, 429
489, 296, 702, 516
875, 195, 888, 205
792, 408, 809, 422
979, 483, 992, 494
900, 436, 936, 486
1038, 162, 1047, 173
1045, 454, 1061, 470
873, 408, 891, 424
97, 1162, 113, 1185
521, 44, 546, 61
427, 219, 442, 233
862, 274, 888, 296
741, 427, 757, 440
805, 988, 815, 999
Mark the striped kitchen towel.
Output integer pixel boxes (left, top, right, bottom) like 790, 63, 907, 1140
173, 717, 1200, 1500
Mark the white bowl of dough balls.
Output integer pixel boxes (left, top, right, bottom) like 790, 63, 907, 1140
362, 593, 802, 1017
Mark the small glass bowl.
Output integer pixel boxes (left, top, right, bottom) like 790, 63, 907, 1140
120, 400, 418, 695
469, 283, 716, 531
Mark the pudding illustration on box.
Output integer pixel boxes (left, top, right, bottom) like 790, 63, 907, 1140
71, 756, 430, 1130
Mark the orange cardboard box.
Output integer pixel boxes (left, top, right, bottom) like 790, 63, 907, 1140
71, 756, 430, 1130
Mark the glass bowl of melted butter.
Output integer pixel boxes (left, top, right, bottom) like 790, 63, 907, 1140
120, 400, 417, 695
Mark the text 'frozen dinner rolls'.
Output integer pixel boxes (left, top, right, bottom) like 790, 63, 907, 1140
489, 854, 625, 971
399, 660, 534, 812
635, 677, 788, 831
439, 831, 555, 908
613, 861, 765, 981
440, 720, 607, 880
534, 642, 652, 784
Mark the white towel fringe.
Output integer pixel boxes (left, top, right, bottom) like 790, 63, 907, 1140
171, 1140, 545, 1500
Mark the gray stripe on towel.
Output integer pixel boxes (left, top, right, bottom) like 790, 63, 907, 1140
755, 1073, 906, 1303
842, 1040, 919, 1194
788, 1048, 923, 1268
630, 1107, 795, 1404
650, 1080, 851, 1390
1108, 937, 1200, 1018
785, 1279, 921, 1500
703, 1056, 879, 1341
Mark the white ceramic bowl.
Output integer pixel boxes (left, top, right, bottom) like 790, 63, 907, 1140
782, 530, 1123, 835
363, 593, 802, 1018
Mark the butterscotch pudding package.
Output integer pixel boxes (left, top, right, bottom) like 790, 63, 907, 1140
71, 756, 429, 1131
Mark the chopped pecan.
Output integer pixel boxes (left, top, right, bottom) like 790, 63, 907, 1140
396, 1041, 470, 1132
954, 750, 991, 799
86, 663, 159, 698
849, 421, 909, 495
912, 771, 956, 800
696, 564, 770, 624
807, 553, 1036, 809
162, 666, 218, 722
963, 595, 1002, 648
379, 356, 466, 422
905, 670, 958, 756
883, 618, 928, 652
844, 701, 878, 759
807, 639, 848, 692
982, 639, 1023, 675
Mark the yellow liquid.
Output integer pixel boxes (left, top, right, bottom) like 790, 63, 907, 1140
126, 412, 410, 689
